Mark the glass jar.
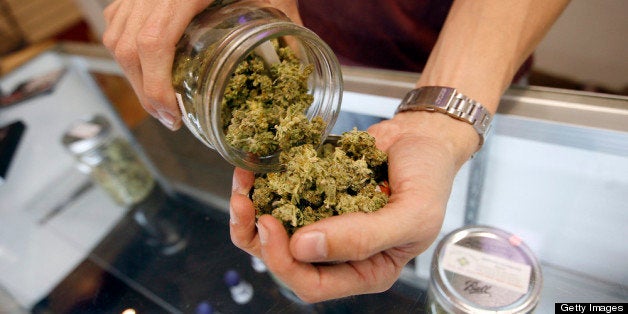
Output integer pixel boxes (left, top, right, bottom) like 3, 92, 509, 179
172, 0, 342, 173
62, 115, 155, 206
428, 225, 542, 314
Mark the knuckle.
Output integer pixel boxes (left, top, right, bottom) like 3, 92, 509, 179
136, 29, 164, 52
376, 275, 397, 292
230, 236, 259, 257
143, 84, 172, 105
353, 229, 375, 261
113, 41, 137, 66
376, 278, 397, 295
101, 30, 118, 50
230, 235, 245, 249
229, 230, 244, 247
229, 231, 253, 251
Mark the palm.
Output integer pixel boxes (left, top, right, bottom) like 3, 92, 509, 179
229, 113, 467, 302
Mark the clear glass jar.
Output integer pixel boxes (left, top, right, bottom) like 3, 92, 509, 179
62, 115, 155, 206
172, 0, 342, 173
428, 225, 543, 314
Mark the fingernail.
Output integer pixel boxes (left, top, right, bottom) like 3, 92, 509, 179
295, 231, 327, 260
257, 223, 268, 245
157, 110, 176, 130
229, 205, 239, 225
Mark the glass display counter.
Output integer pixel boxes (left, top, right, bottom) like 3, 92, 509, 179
0, 47, 626, 313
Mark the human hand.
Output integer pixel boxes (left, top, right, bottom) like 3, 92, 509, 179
229, 111, 478, 302
102, 0, 301, 130
102, 0, 214, 130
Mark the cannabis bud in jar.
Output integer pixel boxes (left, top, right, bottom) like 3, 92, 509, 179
172, 0, 342, 172
252, 129, 389, 235
221, 41, 326, 156
62, 115, 155, 206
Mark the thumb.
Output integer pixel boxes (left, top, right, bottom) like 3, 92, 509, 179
289, 198, 436, 262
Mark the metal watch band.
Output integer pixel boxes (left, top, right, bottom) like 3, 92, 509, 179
395, 86, 493, 148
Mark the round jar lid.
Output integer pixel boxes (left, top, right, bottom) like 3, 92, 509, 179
62, 115, 112, 155
430, 225, 542, 314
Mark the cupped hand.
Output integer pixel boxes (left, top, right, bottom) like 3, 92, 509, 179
102, 0, 301, 130
229, 111, 478, 303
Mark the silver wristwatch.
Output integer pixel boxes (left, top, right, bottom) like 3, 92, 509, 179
395, 86, 493, 149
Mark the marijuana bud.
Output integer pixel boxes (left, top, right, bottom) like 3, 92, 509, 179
220, 41, 388, 235
221, 40, 322, 157
252, 129, 389, 235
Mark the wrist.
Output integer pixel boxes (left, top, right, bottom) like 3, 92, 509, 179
391, 111, 479, 167
397, 86, 492, 147
395, 86, 492, 159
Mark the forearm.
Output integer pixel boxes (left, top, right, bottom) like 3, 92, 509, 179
418, 0, 570, 114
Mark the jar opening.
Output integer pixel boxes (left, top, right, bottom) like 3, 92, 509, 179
202, 21, 342, 173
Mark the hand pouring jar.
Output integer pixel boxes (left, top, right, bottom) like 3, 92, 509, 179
172, 0, 342, 173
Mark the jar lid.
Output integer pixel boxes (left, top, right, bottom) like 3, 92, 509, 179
430, 225, 542, 314
62, 115, 112, 155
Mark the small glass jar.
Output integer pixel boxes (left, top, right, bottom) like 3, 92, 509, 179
172, 0, 342, 173
62, 115, 155, 206
428, 225, 543, 314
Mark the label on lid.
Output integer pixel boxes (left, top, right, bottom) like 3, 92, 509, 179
442, 243, 532, 295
